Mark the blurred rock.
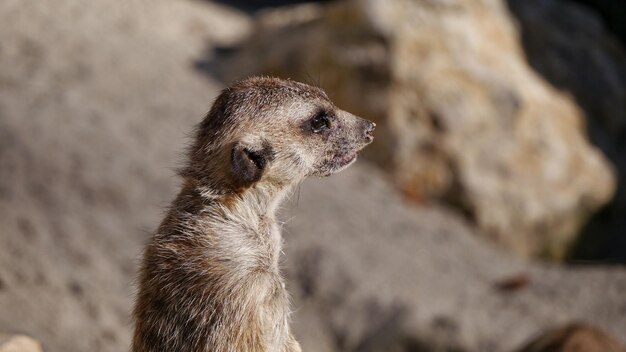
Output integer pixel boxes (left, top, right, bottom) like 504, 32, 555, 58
517, 323, 626, 352
507, 0, 626, 262
0, 335, 42, 352
221, 0, 617, 259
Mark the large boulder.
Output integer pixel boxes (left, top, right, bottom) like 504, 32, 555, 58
506, 0, 626, 262
221, 0, 617, 259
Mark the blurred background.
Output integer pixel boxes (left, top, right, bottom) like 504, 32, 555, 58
0, 0, 625, 351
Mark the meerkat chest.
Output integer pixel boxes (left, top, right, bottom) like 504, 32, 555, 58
251, 217, 288, 296
260, 217, 283, 267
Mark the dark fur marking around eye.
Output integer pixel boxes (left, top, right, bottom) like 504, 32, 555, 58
309, 109, 333, 133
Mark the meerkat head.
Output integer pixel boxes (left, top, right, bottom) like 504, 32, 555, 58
185, 77, 375, 194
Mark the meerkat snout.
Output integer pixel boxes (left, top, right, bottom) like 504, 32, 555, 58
133, 77, 373, 352
365, 121, 376, 139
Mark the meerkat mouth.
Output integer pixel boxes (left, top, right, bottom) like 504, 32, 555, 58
336, 153, 356, 164
332, 152, 357, 169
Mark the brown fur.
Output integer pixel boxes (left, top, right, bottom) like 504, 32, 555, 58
132, 77, 374, 352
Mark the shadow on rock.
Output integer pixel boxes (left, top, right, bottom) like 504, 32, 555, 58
211, 0, 330, 14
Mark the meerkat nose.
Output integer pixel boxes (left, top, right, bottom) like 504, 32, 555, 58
364, 121, 376, 139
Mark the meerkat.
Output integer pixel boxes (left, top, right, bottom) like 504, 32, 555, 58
132, 77, 375, 352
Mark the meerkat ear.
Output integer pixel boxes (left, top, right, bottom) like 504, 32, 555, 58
231, 140, 274, 188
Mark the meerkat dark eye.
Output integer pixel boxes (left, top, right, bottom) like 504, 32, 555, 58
310, 112, 331, 133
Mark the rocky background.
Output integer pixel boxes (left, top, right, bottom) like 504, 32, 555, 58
0, 0, 625, 351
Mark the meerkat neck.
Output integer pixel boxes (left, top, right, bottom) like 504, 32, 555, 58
173, 179, 294, 238
194, 182, 290, 213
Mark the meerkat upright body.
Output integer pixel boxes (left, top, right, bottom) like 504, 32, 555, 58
132, 77, 374, 352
